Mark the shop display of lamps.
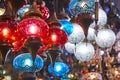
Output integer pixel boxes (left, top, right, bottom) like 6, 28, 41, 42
0, 0, 120, 80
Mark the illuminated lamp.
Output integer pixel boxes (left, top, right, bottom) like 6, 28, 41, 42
90, 8, 107, 29
82, 72, 102, 80
37, 5, 50, 20
10, 27, 26, 52
0, 22, 12, 41
17, 18, 49, 39
68, 23, 85, 44
69, 0, 95, 16
107, 67, 120, 80
17, 4, 30, 20
0, 8, 5, 16
65, 42, 75, 54
59, 20, 73, 35
0, 22, 13, 64
13, 53, 44, 72
95, 29, 116, 48
48, 62, 70, 77
87, 27, 96, 41
74, 42, 95, 62
43, 28, 68, 46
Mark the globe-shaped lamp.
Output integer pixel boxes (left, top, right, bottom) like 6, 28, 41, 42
0, 22, 12, 41
82, 72, 102, 80
13, 53, 44, 72
107, 67, 120, 80
43, 28, 68, 46
59, 20, 73, 35
95, 29, 116, 48
65, 42, 75, 54
38, 6, 50, 20
90, 8, 107, 29
87, 27, 96, 41
68, 23, 85, 44
17, 18, 49, 39
17, 4, 30, 20
75, 42, 95, 62
0, 8, 5, 16
69, 0, 95, 16
48, 62, 70, 77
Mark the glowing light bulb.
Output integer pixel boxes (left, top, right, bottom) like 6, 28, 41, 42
0, 8, 5, 15
55, 65, 62, 72
24, 58, 33, 66
29, 24, 38, 34
51, 34, 57, 42
2, 28, 10, 37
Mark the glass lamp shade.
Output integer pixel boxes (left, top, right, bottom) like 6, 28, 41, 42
17, 18, 49, 39
95, 29, 116, 48
74, 42, 95, 62
69, 0, 95, 16
13, 53, 44, 72
37, 6, 50, 20
107, 67, 120, 80
82, 72, 102, 80
48, 62, 70, 77
68, 23, 85, 44
87, 27, 96, 41
0, 22, 12, 41
0, 8, 5, 16
65, 42, 75, 54
17, 4, 30, 19
43, 28, 68, 46
90, 8, 107, 29
10, 27, 26, 52
59, 20, 73, 35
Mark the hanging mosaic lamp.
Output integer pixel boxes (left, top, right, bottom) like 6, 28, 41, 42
13, 53, 44, 72
69, 0, 95, 16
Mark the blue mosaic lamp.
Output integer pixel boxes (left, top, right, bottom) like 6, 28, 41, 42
48, 62, 70, 77
69, 0, 95, 16
59, 20, 73, 35
13, 53, 44, 72
17, 4, 30, 19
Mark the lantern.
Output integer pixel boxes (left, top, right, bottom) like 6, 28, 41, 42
90, 8, 107, 29
48, 62, 70, 77
38, 6, 50, 20
0, 22, 13, 41
74, 42, 95, 62
43, 28, 68, 46
82, 72, 102, 80
68, 23, 85, 44
65, 42, 75, 54
59, 20, 73, 35
69, 0, 95, 16
17, 18, 49, 38
13, 53, 44, 72
17, 4, 30, 20
95, 29, 116, 48
87, 27, 96, 41
0, 8, 5, 16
